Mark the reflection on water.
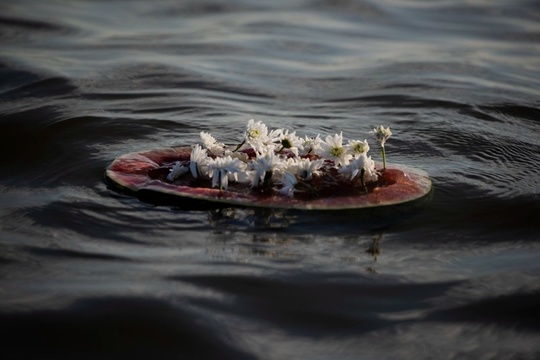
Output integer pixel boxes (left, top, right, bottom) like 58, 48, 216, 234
365, 233, 382, 261
208, 207, 293, 230
204, 206, 393, 272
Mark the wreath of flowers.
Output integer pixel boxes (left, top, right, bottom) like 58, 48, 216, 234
166, 119, 392, 198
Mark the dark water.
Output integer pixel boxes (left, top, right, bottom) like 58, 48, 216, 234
1, 0, 540, 359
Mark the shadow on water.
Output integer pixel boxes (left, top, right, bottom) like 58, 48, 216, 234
0, 110, 192, 187
170, 271, 540, 338
0, 297, 256, 360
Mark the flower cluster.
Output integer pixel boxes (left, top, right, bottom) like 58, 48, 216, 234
167, 120, 392, 197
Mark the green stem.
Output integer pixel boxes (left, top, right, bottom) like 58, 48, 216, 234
381, 145, 386, 170
232, 140, 245, 153
360, 168, 367, 193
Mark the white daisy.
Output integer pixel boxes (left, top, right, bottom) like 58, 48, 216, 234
207, 155, 246, 190
167, 161, 189, 182
339, 153, 378, 183
199, 131, 225, 155
299, 134, 323, 156
262, 127, 283, 149
373, 126, 392, 146
288, 158, 324, 180
250, 152, 285, 188
254, 142, 278, 157
279, 171, 297, 197
277, 129, 303, 156
339, 155, 364, 181
347, 139, 370, 158
318, 132, 352, 167
362, 154, 378, 182
189, 144, 208, 179
243, 119, 269, 149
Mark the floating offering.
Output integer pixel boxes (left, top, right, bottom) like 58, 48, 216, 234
105, 121, 432, 210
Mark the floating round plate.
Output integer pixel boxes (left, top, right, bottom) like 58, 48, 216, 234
105, 147, 432, 210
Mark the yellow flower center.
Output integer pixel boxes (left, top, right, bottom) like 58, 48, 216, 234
330, 147, 344, 158
354, 143, 365, 153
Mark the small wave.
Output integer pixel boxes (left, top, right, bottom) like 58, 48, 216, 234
0, 296, 257, 360
2, 77, 78, 100
0, 15, 72, 33
23, 246, 131, 262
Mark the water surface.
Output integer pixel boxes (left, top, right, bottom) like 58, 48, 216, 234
1, 1, 540, 359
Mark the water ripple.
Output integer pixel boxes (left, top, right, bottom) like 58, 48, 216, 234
1, 1, 540, 358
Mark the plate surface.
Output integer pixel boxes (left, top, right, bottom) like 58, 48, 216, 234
105, 147, 432, 210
